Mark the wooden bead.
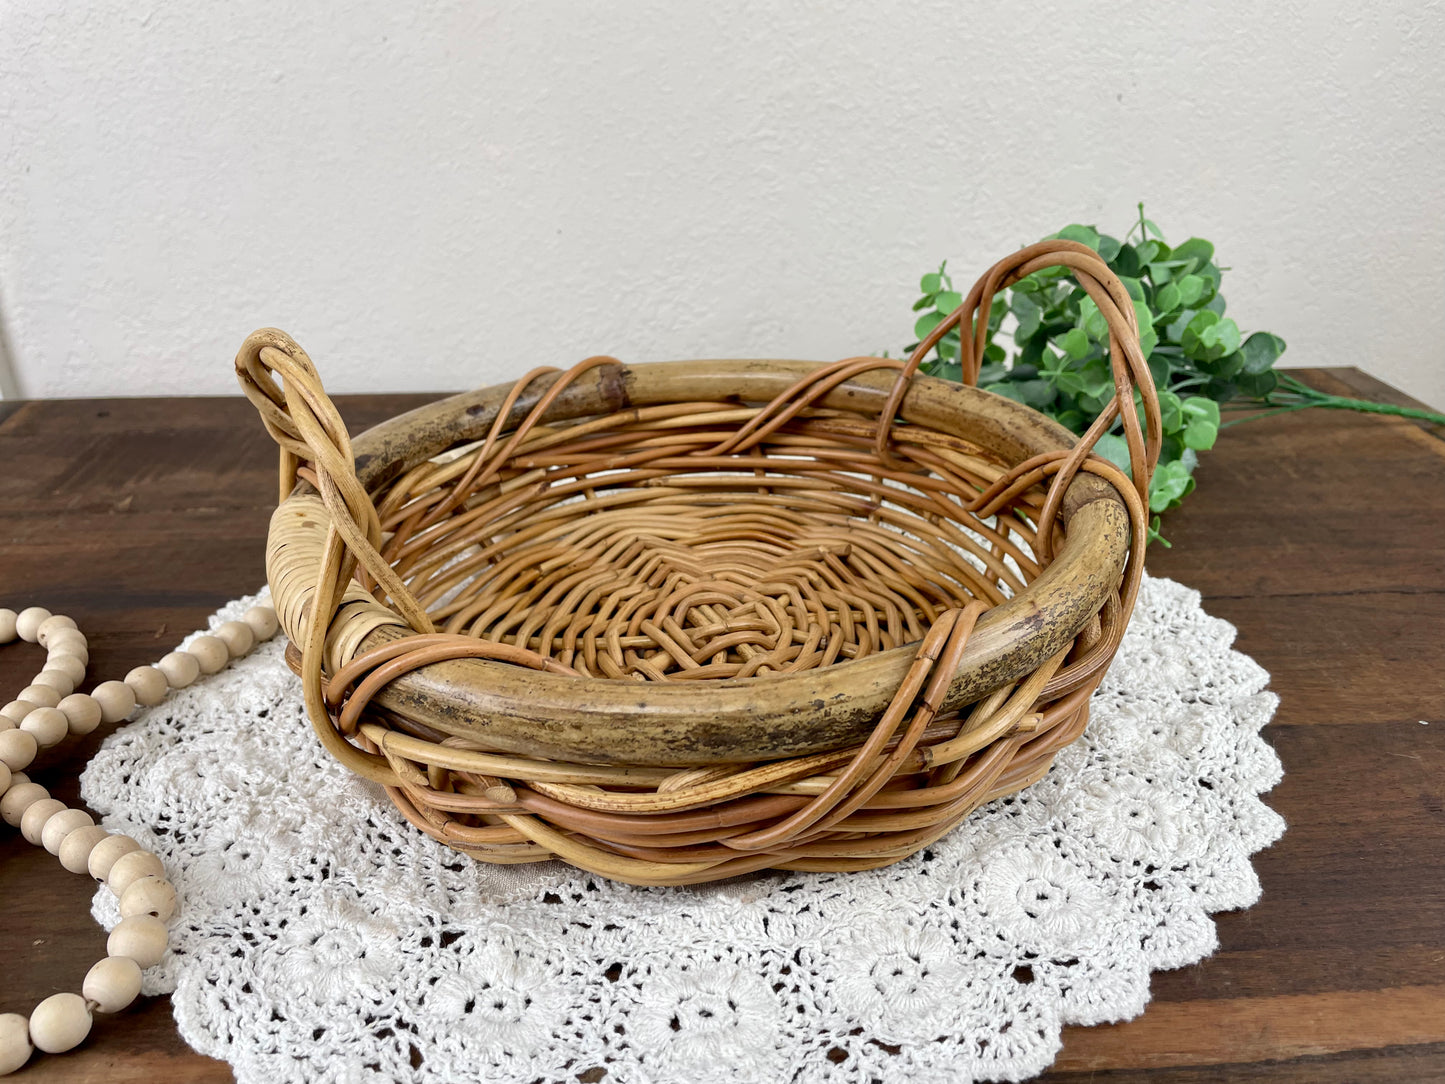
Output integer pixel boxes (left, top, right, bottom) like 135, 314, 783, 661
0, 762, 10, 796
16, 684, 61, 709
35, 614, 78, 646
0, 609, 17, 645
19, 797, 66, 846
28, 992, 91, 1054
215, 620, 255, 658
58, 693, 103, 736
0, 1012, 31, 1075
157, 651, 200, 689
58, 825, 111, 874
0, 781, 48, 827
106, 914, 168, 968
14, 607, 51, 643
0, 729, 38, 772
123, 666, 168, 707
43, 631, 88, 663
83, 956, 143, 1014
243, 605, 279, 641
88, 834, 141, 882
44, 653, 87, 685
0, 700, 32, 727
92, 680, 137, 724
20, 706, 69, 749
32, 668, 76, 697
187, 635, 230, 674
41, 808, 94, 855
120, 876, 177, 921
107, 849, 165, 895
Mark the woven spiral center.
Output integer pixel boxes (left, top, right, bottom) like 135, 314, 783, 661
372, 404, 1042, 682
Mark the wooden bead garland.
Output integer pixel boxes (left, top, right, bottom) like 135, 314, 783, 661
0, 604, 279, 1076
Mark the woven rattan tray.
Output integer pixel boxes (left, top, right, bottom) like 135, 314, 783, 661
237, 240, 1159, 886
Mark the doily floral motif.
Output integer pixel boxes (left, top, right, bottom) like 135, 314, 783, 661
81, 574, 1284, 1083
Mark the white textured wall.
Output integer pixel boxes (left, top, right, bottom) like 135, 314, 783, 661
2, 2, 1442, 407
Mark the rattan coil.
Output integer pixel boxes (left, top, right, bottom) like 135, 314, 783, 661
236, 240, 1160, 886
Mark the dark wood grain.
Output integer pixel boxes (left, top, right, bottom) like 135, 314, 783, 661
1, 368, 1442, 1081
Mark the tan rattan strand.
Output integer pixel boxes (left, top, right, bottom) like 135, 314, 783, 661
236, 240, 1161, 886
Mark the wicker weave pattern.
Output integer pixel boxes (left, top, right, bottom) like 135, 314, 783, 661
237, 240, 1160, 886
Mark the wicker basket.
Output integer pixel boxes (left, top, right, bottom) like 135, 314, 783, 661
236, 240, 1158, 887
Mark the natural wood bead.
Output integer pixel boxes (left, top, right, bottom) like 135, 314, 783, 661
0, 781, 48, 827
19, 797, 66, 846
0, 762, 10, 796
0, 1012, 31, 1075
106, 914, 168, 968
120, 875, 177, 921
243, 605, 279, 641
215, 620, 255, 658
58, 693, 103, 736
58, 825, 111, 874
44, 631, 88, 663
19, 706, 69, 749
32, 668, 76, 697
14, 607, 51, 643
187, 635, 230, 674
0, 700, 33, 727
16, 684, 61, 709
157, 651, 200, 689
107, 849, 165, 896
44, 653, 87, 685
88, 834, 140, 882
124, 666, 168, 707
83, 956, 143, 1014
41, 808, 94, 855
0, 609, 17, 645
92, 680, 137, 724
0, 729, 38, 772
28, 992, 91, 1054
35, 614, 78, 646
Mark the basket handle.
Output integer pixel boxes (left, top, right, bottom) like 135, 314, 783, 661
878, 238, 1162, 556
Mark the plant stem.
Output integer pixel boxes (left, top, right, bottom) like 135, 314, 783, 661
1221, 388, 1445, 428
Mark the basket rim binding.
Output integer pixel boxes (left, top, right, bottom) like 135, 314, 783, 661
263, 359, 1133, 767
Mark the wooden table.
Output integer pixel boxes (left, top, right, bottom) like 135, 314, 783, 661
1, 369, 1441, 1082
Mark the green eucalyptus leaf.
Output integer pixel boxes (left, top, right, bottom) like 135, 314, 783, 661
1012, 292, 1043, 340
921, 273, 942, 293
1154, 281, 1182, 314
1116, 275, 1145, 302
1158, 390, 1184, 432
912, 296, 933, 312
1097, 234, 1122, 262
1111, 244, 1142, 277
1092, 433, 1132, 472
933, 289, 963, 314
1055, 224, 1102, 251
1235, 369, 1278, 398
1182, 397, 1221, 425
1138, 322, 1159, 359
914, 311, 945, 341
1184, 417, 1218, 450
1175, 274, 1205, 307
1171, 237, 1214, 266
1240, 331, 1287, 374
1061, 327, 1091, 359
977, 360, 1009, 385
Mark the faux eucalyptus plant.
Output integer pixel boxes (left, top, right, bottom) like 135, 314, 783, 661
900, 206, 1445, 543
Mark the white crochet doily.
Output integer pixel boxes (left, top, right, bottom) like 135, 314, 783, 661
81, 573, 1283, 1084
